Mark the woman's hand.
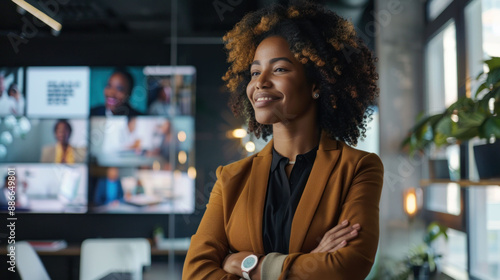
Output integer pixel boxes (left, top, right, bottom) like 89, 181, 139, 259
223, 252, 263, 280
310, 220, 361, 253
222, 252, 244, 276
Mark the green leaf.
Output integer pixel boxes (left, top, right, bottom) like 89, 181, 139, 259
475, 82, 488, 98
402, 112, 446, 152
452, 110, 485, 141
412, 113, 442, 133
485, 57, 500, 72
487, 68, 500, 88
447, 97, 475, 113
428, 113, 446, 126
428, 254, 436, 272
492, 85, 500, 99
478, 90, 495, 111
495, 100, 500, 115
475, 71, 484, 80
457, 111, 486, 127
434, 132, 448, 146
435, 116, 453, 136
401, 135, 411, 149
424, 222, 448, 245
453, 127, 479, 141
480, 117, 500, 139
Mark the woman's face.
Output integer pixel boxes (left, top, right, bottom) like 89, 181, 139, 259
246, 36, 316, 125
104, 73, 130, 111
127, 118, 137, 132
107, 167, 119, 181
8, 85, 19, 99
160, 87, 171, 102
55, 122, 70, 145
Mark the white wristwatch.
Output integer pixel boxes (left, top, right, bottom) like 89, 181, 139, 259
241, 254, 259, 280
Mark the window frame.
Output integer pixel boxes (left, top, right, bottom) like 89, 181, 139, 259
423, 0, 480, 279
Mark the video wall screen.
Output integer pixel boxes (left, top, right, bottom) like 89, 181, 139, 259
0, 66, 196, 214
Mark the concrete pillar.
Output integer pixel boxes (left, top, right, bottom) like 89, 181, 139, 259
375, 0, 426, 262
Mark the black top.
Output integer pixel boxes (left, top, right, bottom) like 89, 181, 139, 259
262, 145, 318, 254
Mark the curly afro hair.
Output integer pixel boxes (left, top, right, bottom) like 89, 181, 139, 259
222, 1, 379, 145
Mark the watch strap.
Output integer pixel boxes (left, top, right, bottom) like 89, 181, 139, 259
242, 271, 251, 280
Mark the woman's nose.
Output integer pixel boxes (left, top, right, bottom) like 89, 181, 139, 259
256, 72, 271, 89
105, 87, 115, 97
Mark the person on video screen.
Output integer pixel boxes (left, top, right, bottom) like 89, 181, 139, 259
0, 175, 29, 209
121, 116, 141, 151
93, 167, 124, 206
145, 119, 178, 170
7, 82, 25, 116
90, 69, 142, 116
0, 72, 11, 115
149, 79, 173, 116
40, 119, 86, 164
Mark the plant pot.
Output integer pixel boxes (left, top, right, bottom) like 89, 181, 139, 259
429, 159, 450, 179
473, 141, 500, 179
412, 263, 431, 280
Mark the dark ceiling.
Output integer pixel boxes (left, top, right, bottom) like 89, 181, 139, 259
0, 0, 374, 41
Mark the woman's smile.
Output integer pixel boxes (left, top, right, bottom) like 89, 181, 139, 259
254, 91, 282, 107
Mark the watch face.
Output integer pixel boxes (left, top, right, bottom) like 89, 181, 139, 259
242, 256, 257, 269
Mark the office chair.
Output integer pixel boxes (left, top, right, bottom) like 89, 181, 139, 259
13, 241, 51, 280
80, 238, 151, 280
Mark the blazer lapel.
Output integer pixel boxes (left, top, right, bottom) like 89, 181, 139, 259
246, 138, 273, 254
289, 132, 340, 252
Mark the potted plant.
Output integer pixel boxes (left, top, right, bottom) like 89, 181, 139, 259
470, 57, 500, 179
407, 222, 448, 279
402, 56, 500, 179
382, 222, 448, 280
153, 225, 164, 245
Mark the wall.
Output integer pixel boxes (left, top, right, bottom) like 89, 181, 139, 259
375, 0, 427, 272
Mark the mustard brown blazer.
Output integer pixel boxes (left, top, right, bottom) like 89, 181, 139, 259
183, 132, 384, 279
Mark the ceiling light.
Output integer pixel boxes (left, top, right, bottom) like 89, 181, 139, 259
12, 0, 62, 32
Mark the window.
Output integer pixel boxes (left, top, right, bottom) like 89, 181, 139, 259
425, 0, 500, 279
425, 20, 458, 114
435, 228, 468, 278
481, 0, 500, 57
469, 186, 500, 280
464, 1, 500, 279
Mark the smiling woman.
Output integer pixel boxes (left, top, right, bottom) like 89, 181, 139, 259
90, 68, 142, 116
183, 2, 383, 280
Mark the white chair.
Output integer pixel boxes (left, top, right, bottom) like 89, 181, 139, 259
80, 238, 151, 280
12, 241, 51, 280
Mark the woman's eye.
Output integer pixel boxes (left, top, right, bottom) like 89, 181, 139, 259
275, 68, 287, 72
251, 71, 260, 77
